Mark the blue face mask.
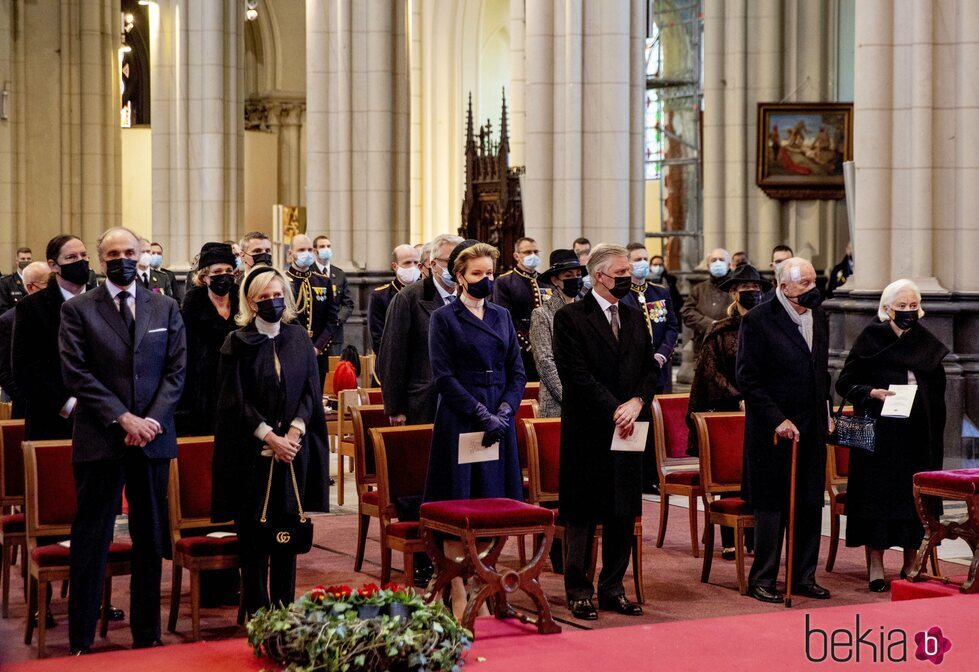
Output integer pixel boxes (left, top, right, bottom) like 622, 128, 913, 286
582, 274, 592, 291
294, 251, 315, 269
464, 277, 493, 299
709, 260, 729, 278
522, 254, 541, 270
235, 256, 243, 271
149, 253, 164, 269
631, 260, 649, 281
441, 266, 456, 286
317, 247, 333, 262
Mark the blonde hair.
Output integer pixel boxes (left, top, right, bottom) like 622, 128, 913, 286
878, 279, 924, 321
586, 243, 629, 279
236, 267, 297, 326
192, 262, 235, 288
452, 242, 499, 282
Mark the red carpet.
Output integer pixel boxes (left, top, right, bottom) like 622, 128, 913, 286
891, 576, 969, 601
7, 594, 978, 672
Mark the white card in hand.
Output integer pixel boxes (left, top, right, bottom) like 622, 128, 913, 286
610, 421, 650, 452
206, 531, 236, 539
458, 432, 500, 464
880, 384, 917, 418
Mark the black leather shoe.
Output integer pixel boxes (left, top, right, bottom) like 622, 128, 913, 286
598, 594, 643, 616
69, 646, 91, 656
413, 564, 434, 588
31, 611, 57, 629
747, 585, 784, 604
794, 583, 831, 600
869, 579, 887, 593
899, 570, 908, 580
568, 599, 598, 620
721, 547, 736, 561
132, 639, 164, 649
108, 605, 125, 621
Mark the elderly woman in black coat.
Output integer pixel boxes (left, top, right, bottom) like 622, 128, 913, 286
177, 242, 239, 435
836, 279, 948, 592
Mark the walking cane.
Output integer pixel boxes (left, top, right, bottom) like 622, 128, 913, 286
779, 432, 800, 609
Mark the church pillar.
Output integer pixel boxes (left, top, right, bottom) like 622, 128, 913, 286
522, 0, 554, 253
306, 0, 406, 270
508, 0, 526, 166
151, 0, 243, 268
277, 101, 304, 207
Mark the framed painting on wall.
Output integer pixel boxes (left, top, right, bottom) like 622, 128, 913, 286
756, 102, 853, 200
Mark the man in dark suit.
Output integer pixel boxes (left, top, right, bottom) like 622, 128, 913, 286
367, 244, 421, 354
493, 237, 548, 382
13, 235, 92, 440
311, 235, 354, 356
60, 227, 186, 654
0, 247, 33, 313
285, 234, 341, 388
149, 242, 182, 303
736, 257, 832, 604
136, 238, 174, 298
0, 262, 50, 416
553, 243, 659, 621
376, 234, 462, 426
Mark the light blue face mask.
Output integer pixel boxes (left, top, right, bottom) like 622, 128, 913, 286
709, 260, 729, 278
649, 264, 665, 279
295, 251, 315, 269
582, 274, 592, 291
149, 253, 164, 269
440, 265, 456, 286
235, 255, 243, 271
631, 260, 650, 281
522, 254, 541, 270
317, 247, 333, 262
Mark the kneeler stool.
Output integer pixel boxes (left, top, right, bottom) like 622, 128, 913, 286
907, 468, 979, 593
419, 498, 561, 636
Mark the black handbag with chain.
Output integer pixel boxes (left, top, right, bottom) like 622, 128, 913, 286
255, 458, 314, 554
828, 387, 876, 453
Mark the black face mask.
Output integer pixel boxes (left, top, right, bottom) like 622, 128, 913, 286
604, 275, 632, 299
58, 259, 90, 285
208, 274, 235, 297
892, 309, 918, 330
257, 297, 286, 323
561, 277, 583, 298
738, 290, 763, 309
787, 286, 823, 309
105, 257, 138, 287
464, 277, 493, 299
252, 252, 273, 267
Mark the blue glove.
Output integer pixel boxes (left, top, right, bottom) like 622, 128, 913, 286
475, 403, 506, 447
495, 402, 513, 430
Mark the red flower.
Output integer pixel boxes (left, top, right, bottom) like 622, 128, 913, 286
358, 583, 381, 597
325, 584, 352, 599
309, 585, 327, 602
382, 582, 401, 592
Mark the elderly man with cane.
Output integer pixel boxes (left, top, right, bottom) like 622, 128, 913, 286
736, 257, 833, 604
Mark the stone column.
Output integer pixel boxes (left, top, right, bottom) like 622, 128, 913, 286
508, 0, 526, 166
306, 0, 406, 270
522, 0, 554, 251
277, 101, 304, 207
151, 0, 243, 268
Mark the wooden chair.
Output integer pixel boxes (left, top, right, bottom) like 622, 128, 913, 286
359, 354, 376, 388
370, 425, 433, 585
522, 382, 540, 401
166, 436, 243, 641
322, 355, 342, 395
692, 412, 752, 594
1, 419, 26, 617
522, 417, 645, 603
350, 405, 391, 571
358, 387, 384, 405
334, 388, 362, 506
825, 442, 849, 572
0, 402, 11, 421
513, 400, 539, 564
651, 394, 701, 557
22, 440, 131, 657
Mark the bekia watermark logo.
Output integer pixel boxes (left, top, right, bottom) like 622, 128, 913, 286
805, 614, 952, 665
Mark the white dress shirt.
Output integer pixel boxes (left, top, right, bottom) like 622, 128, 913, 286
59, 284, 86, 302
591, 290, 617, 325
435, 280, 455, 305
106, 280, 137, 320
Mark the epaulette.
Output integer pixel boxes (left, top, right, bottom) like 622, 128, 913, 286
498, 270, 514, 278
374, 283, 391, 292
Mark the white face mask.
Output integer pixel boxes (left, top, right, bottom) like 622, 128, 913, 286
396, 265, 421, 285
709, 260, 729, 278
138, 252, 152, 268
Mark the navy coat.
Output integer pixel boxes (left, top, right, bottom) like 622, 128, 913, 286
736, 297, 831, 510
423, 299, 526, 502
620, 281, 679, 391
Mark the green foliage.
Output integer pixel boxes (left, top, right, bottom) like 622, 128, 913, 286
246, 583, 472, 672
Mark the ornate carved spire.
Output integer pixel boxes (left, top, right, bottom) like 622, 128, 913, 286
499, 87, 509, 152
465, 92, 475, 152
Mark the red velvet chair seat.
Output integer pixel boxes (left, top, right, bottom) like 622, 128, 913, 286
361, 490, 379, 506
386, 521, 419, 539
709, 498, 751, 515
32, 541, 132, 567
420, 498, 554, 529
914, 469, 979, 496
1, 513, 24, 533
664, 470, 700, 486
175, 535, 240, 557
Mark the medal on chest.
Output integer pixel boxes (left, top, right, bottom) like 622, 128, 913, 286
646, 299, 668, 323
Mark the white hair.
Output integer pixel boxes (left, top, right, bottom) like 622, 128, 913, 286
428, 234, 464, 252
586, 243, 629, 278
878, 279, 924, 321
775, 257, 814, 285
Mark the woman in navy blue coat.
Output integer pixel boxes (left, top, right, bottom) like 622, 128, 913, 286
424, 241, 527, 504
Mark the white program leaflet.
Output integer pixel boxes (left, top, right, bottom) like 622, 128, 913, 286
610, 421, 650, 452
458, 432, 500, 464
880, 384, 917, 419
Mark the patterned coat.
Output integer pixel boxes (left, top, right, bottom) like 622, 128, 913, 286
529, 292, 568, 418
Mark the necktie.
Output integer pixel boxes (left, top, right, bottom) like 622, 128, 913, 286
118, 290, 134, 338
142, 273, 150, 288
446, 294, 457, 305
608, 304, 620, 342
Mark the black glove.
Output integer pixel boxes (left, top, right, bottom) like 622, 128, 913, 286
474, 403, 506, 447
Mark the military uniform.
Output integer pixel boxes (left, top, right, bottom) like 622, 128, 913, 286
286, 267, 344, 388
0, 273, 26, 313
135, 268, 174, 298
492, 267, 551, 382
367, 277, 405, 354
